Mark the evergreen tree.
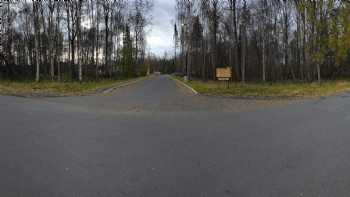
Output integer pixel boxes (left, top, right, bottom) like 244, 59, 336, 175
122, 24, 134, 77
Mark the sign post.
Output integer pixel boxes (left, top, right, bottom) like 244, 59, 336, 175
216, 67, 232, 89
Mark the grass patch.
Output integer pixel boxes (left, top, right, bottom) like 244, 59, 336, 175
0, 77, 143, 96
173, 76, 350, 98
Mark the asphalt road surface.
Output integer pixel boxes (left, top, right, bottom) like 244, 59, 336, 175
1, 75, 350, 197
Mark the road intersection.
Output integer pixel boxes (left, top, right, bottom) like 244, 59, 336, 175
1, 75, 350, 197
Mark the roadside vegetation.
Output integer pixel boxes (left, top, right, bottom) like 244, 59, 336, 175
1, 1, 153, 91
173, 76, 350, 98
165, 0, 350, 99
0, 77, 145, 97
170, 1, 350, 85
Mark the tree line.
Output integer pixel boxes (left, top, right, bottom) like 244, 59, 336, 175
0, 0, 153, 81
174, 0, 350, 83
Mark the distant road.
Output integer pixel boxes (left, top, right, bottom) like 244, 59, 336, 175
1, 75, 350, 197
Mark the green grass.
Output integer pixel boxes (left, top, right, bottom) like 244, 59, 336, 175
173, 76, 350, 98
0, 77, 143, 96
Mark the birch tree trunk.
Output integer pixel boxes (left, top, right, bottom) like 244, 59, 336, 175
56, 2, 61, 82
33, 2, 40, 82
48, 0, 55, 80
262, 37, 266, 82
77, 1, 82, 82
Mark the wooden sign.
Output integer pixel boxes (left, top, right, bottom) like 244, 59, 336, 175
216, 67, 232, 80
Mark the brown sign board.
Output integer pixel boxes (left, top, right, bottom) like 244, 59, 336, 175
216, 67, 232, 80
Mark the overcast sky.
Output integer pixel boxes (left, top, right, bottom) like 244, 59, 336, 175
146, 0, 176, 57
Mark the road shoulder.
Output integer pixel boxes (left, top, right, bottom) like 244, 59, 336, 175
169, 75, 199, 95
171, 76, 350, 100
0, 76, 151, 98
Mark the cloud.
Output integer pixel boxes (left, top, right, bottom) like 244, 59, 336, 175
146, 0, 175, 57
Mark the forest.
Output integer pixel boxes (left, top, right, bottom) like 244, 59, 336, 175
173, 0, 350, 83
0, 0, 153, 82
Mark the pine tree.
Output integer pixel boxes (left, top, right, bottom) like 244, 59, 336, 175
122, 24, 134, 77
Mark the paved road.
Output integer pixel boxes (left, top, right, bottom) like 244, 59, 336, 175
1, 75, 350, 197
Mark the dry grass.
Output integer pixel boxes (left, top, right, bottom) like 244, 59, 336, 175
174, 76, 350, 98
0, 78, 140, 96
